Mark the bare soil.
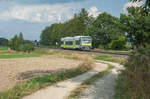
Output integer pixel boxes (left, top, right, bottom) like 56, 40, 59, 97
0, 56, 81, 92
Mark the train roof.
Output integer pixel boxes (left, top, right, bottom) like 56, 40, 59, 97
61, 36, 91, 41
74, 36, 91, 38
61, 37, 73, 41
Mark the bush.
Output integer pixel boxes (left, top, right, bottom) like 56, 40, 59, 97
115, 48, 150, 99
125, 43, 132, 50
98, 44, 105, 49
9, 33, 35, 53
18, 44, 34, 53
109, 36, 126, 50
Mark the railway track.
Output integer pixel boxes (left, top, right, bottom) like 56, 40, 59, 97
37, 46, 129, 58
60, 49, 128, 58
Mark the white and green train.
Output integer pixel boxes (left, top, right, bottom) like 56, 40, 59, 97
61, 36, 92, 50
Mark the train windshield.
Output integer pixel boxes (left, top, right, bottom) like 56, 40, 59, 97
81, 37, 91, 43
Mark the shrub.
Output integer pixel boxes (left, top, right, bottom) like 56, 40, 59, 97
115, 48, 150, 99
9, 33, 35, 53
98, 44, 105, 49
18, 44, 34, 53
109, 36, 126, 50
125, 43, 132, 50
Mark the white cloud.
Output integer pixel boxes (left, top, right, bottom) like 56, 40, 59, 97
88, 6, 101, 18
0, 4, 74, 23
123, 1, 143, 11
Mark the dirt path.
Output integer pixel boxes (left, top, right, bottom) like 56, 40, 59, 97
79, 61, 124, 99
0, 56, 81, 92
23, 63, 108, 99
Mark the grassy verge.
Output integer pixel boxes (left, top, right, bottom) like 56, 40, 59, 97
0, 53, 41, 59
95, 55, 126, 64
114, 50, 150, 99
114, 77, 130, 99
68, 64, 114, 99
0, 47, 8, 51
0, 48, 60, 59
0, 68, 87, 99
94, 49, 131, 54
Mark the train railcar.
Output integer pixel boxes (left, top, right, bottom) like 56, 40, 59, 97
61, 36, 92, 50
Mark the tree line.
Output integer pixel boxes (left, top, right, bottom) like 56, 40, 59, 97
40, 9, 127, 50
40, 0, 150, 50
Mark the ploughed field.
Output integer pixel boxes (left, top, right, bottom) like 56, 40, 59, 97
0, 56, 81, 92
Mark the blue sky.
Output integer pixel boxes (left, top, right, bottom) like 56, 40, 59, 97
0, 0, 130, 40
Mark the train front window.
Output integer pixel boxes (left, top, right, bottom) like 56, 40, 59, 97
61, 41, 64, 45
81, 37, 91, 43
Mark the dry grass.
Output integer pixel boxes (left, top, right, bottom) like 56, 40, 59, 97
49, 51, 96, 72
50, 50, 96, 61
115, 50, 150, 99
78, 55, 95, 72
58, 52, 96, 72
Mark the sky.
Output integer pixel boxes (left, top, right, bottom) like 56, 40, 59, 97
0, 0, 139, 40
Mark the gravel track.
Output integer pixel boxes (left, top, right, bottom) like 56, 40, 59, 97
23, 63, 108, 99
79, 61, 124, 99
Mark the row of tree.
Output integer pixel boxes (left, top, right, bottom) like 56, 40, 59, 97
40, 0, 150, 50
40, 9, 126, 50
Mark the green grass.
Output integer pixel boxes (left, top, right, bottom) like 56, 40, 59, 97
0, 47, 42, 59
95, 49, 131, 54
95, 55, 125, 64
0, 53, 41, 59
68, 64, 114, 99
0, 47, 8, 51
0, 68, 87, 99
95, 55, 115, 61
0, 48, 61, 59
84, 64, 113, 84
114, 77, 130, 99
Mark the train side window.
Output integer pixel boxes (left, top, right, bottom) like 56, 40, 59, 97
66, 41, 73, 45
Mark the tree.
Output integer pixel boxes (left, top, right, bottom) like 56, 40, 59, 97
120, 0, 150, 49
0, 38, 8, 46
9, 35, 19, 50
18, 32, 24, 45
40, 8, 93, 46
40, 26, 51, 45
109, 36, 126, 50
78, 8, 93, 35
86, 12, 124, 48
